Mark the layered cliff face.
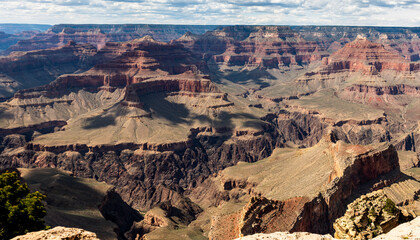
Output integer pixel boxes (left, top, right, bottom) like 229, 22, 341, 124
322, 36, 415, 73
290, 37, 420, 132
12, 37, 214, 98
0, 31, 31, 53
0, 41, 98, 99
0, 28, 45, 53
0, 37, 228, 129
296, 37, 420, 90
184, 133, 401, 239
5, 24, 219, 54
174, 26, 326, 69
291, 26, 420, 58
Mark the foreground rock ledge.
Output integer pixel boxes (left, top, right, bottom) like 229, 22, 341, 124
11, 226, 100, 240
235, 232, 336, 240
233, 217, 420, 240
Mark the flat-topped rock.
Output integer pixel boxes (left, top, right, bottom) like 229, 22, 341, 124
11, 226, 100, 240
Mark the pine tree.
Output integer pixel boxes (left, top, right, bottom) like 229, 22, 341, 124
0, 171, 47, 239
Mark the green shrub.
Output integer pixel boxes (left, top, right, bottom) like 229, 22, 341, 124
369, 208, 377, 217
0, 171, 47, 239
383, 198, 398, 215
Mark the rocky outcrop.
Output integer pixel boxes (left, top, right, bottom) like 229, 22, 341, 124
373, 217, 420, 240
233, 217, 420, 239
343, 84, 420, 96
11, 227, 100, 240
238, 196, 327, 237
333, 190, 410, 239
127, 197, 202, 239
235, 232, 336, 240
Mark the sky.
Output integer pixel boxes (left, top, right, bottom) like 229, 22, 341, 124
0, 0, 419, 26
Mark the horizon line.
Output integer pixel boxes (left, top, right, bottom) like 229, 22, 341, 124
1, 23, 420, 28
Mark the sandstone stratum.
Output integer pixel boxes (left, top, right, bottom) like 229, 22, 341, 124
0, 24, 420, 240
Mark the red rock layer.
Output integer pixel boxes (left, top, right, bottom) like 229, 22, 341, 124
380, 37, 420, 61
0, 41, 97, 71
0, 41, 99, 98
13, 38, 220, 102
296, 37, 420, 90
321, 37, 420, 74
344, 84, 420, 96
338, 84, 420, 105
173, 26, 327, 69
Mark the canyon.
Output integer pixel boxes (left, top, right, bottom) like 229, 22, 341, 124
2, 24, 219, 55
0, 24, 420, 240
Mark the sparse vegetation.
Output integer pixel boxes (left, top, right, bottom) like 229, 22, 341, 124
0, 171, 47, 239
384, 198, 398, 215
369, 208, 377, 217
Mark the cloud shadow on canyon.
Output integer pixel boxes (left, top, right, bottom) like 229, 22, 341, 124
140, 93, 264, 143
0, 107, 13, 121
82, 115, 117, 129
211, 67, 274, 89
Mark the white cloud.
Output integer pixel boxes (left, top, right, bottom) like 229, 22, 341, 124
0, 0, 419, 26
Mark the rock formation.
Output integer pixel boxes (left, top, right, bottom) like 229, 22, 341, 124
333, 190, 408, 239
0, 25, 47, 53
11, 37, 221, 105
373, 217, 420, 240
173, 26, 327, 69
0, 41, 98, 98
232, 217, 420, 240
5, 24, 219, 54
0, 31, 33, 53
296, 37, 420, 91
291, 26, 420, 58
322, 36, 417, 73
11, 227, 100, 240
127, 197, 202, 239
234, 232, 336, 240
187, 132, 401, 239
